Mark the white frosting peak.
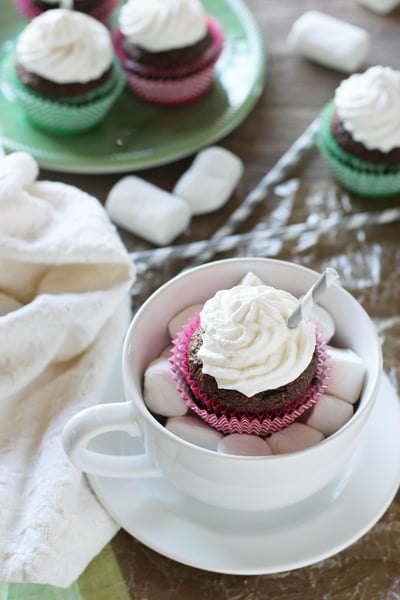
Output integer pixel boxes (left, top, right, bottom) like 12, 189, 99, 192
16, 9, 113, 84
197, 285, 316, 397
335, 65, 400, 152
119, 0, 207, 52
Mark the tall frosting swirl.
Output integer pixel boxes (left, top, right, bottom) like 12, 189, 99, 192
119, 0, 207, 52
334, 66, 400, 153
197, 285, 316, 397
16, 9, 113, 84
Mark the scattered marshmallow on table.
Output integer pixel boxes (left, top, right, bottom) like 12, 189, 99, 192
105, 176, 191, 246
173, 146, 244, 215
288, 11, 370, 73
268, 423, 324, 455
356, 0, 400, 14
144, 357, 188, 417
166, 415, 224, 451
218, 434, 273, 456
303, 393, 354, 436
325, 346, 366, 404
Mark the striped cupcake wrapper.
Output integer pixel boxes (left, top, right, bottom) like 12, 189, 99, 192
4, 54, 124, 134
12, 0, 119, 23
170, 314, 330, 436
317, 102, 400, 198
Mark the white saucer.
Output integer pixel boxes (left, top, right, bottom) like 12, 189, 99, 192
88, 363, 400, 575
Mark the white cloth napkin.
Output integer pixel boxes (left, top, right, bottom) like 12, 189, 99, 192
0, 149, 136, 587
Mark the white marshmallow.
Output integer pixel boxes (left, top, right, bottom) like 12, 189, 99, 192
143, 357, 187, 417
304, 393, 354, 436
326, 346, 366, 404
159, 344, 173, 358
309, 304, 335, 342
217, 434, 273, 456
173, 146, 244, 215
288, 11, 370, 73
268, 423, 324, 455
167, 303, 204, 339
106, 176, 191, 246
166, 415, 223, 450
356, 0, 400, 14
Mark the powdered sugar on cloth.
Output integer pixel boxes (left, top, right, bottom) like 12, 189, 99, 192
0, 149, 136, 587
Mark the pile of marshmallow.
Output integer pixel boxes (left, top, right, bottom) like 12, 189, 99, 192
106, 146, 243, 246
289, 1, 399, 74
143, 272, 366, 456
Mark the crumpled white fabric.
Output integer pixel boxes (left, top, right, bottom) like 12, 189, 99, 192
0, 149, 136, 587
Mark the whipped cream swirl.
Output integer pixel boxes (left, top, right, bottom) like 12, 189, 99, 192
16, 9, 113, 84
335, 66, 400, 152
197, 285, 316, 397
119, 0, 207, 52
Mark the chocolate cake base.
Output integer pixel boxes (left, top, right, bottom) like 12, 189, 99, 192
31, 0, 104, 10
121, 30, 212, 69
330, 109, 400, 166
15, 62, 113, 98
186, 327, 319, 415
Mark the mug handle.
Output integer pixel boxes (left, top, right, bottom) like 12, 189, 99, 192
62, 402, 161, 478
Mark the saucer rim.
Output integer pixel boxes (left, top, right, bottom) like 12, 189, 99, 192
88, 368, 400, 575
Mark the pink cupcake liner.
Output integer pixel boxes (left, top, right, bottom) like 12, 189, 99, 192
170, 314, 330, 436
113, 16, 224, 106
122, 64, 217, 106
12, 0, 119, 23
12, 0, 41, 19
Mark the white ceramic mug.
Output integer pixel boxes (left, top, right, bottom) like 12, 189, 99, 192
62, 258, 382, 511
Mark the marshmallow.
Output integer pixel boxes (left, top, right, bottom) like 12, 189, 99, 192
268, 423, 324, 455
106, 176, 191, 246
173, 146, 244, 215
356, 0, 400, 14
159, 344, 173, 358
326, 346, 366, 404
303, 393, 354, 436
288, 11, 370, 73
166, 415, 224, 450
217, 434, 273, 456
143, 357, 187, 417
167, 303, 204, 339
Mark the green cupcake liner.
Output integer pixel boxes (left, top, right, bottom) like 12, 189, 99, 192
4, 53, 125, 135
317, 102, 400, 198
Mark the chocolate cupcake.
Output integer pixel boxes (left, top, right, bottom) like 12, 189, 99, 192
171, 284, 329, 435
187, 327, 319, 415
6, 9, 124, 134
317, 66, 400, 197
113, 0, 223, 106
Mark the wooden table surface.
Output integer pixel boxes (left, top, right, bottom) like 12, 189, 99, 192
38, 1, 400, 598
